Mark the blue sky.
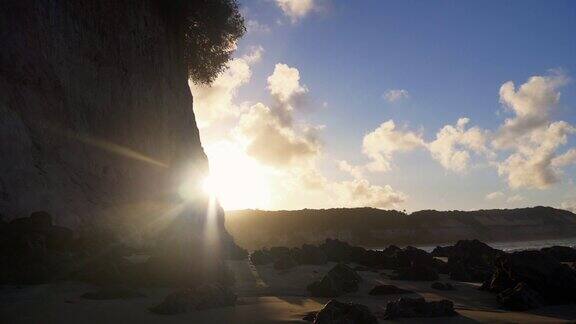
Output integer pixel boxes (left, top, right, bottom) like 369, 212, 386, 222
191, 0, 576, 212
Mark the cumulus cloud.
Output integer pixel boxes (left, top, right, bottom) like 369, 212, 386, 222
552, 148, 576, 168
338, 160, 364, 180
331, 179, 407, 208
267, 63, 309, 104
494, 73, 568, 149
486, 191, 505, 200
383, 89, 410, 103
428, 118, 492, 173
275, 0, 315, 22
190, 46, 263, 128
246, 20, 271, 34
362, 120, 425, 172
237, 103, 320, 167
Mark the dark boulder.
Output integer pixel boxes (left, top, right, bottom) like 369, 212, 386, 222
431, 282, 455, 291
390, 265, 439, 281
369, 284, 412, 295
482, 250, 576, 308
382, 297, 457, 319
313, 299, 378, 324
432, 240, 502, 259
319, 239, 366, 263
150, 284, 236, 315
293, 244, 328, 265
496, 282, 545, 311
448, 255, 493, 283
307, 263, 362, 297
540, 246, 576, 262
353, 265, 377, 272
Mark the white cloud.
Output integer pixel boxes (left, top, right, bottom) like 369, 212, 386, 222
383, 89, 410, 103
338, 160, 363, 180
267, 63, 309, 104
362, 120, 425, 172
190, 46, 263, 128
246, 20, 271, 34
486, 191, 505, 200
552, 148, 576, 168
429, 118, 492, 173
237, 103, 320, 167
331, 179, 407, 209
494, 73, 568, 149
497, 121, 575, 189
275, 0, 315, 22
492, 73, 575, 189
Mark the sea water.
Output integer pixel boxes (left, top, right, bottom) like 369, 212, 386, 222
412, 237, 576, 253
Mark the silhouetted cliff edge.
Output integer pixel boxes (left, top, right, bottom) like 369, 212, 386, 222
226, 207, 576, 250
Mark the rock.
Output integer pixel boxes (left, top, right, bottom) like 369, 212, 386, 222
482, 250, 576, 307
274, 254, 298, 270
432, 240, 503, 259
81, 286, 145, 300
448, 255, 493, 283
319, 239, 366, 263
226, 244, 248, 260
292, 244, 328, 265
29, 211, 53, 228
390, 265, 439, 281
369, 285, 412, 295
540, 246, 576, 262
249, 249, 273, 265
497, 282, 545, 311
307, 263, 362, 297
383, 297, 457, 319
150, 284, 236, 315
313, 300, 378, 324
431, 282, 455, 291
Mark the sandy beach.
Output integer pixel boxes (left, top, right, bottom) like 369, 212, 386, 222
2, 260, 575, 323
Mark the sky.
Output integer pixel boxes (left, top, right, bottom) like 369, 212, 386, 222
190, 0, 576, 213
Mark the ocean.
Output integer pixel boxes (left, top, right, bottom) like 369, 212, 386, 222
413, 237, 576, 253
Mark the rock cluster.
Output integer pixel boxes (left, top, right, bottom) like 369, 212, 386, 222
307, 263, 362, 297
310, 300, 378, 324
369, 285, 413, 295
382, 297, 456, 319
481, 250, 576, 310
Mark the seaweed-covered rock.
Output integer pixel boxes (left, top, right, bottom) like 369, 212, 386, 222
307, 263, 362, 297
293, 244, 328, 265
383, 297, 456, 319
313, 300, 378, 324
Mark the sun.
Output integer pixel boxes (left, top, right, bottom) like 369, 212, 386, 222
201, 141, 271, 210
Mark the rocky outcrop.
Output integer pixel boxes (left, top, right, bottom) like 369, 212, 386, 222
0, 0, 243, 284
540, 246, 576, 262
433, 240, 504, 283
307, 263, 362, 297
312, 300, 378, 324
482, 250, 576, 309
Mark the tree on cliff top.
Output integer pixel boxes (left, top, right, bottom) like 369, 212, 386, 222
164, 0, 245, 84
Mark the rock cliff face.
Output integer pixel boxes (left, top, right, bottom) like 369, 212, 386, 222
0, 0, 229, 249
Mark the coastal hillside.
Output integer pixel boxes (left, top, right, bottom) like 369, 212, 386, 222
226, 207, 576, 250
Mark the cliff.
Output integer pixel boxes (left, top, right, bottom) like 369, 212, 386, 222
0, 0, 230, 250
226, 207, 576, 250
